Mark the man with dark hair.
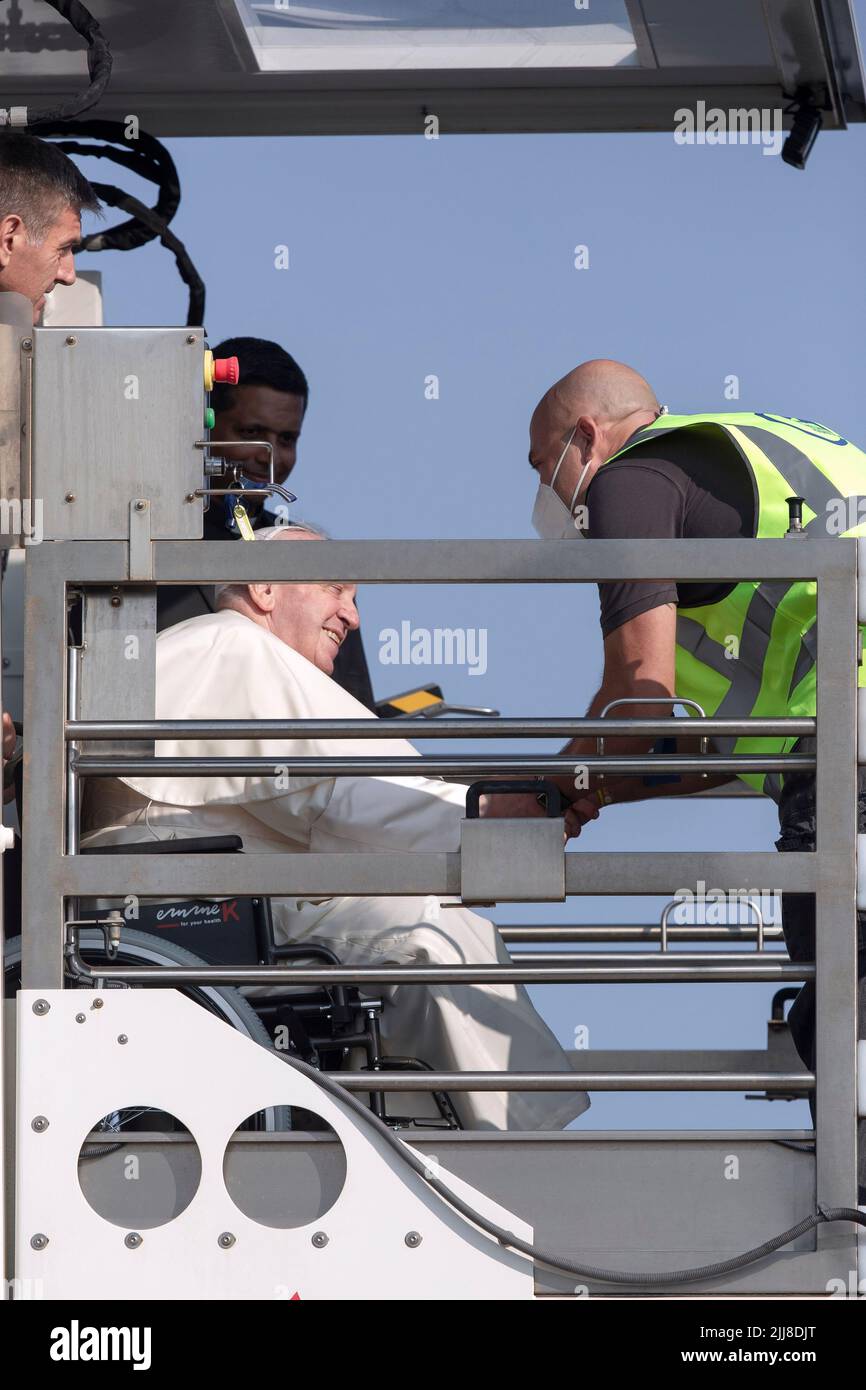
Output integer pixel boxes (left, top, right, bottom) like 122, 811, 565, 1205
157, 335, 375, 707
0, 131, 100, 322
0, 135, 97, 934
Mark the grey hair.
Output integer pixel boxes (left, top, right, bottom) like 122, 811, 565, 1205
0, 132, 101, 244
214, 519, 328, 608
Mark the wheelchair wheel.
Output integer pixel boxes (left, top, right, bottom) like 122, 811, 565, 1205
4, 929, 290, 1131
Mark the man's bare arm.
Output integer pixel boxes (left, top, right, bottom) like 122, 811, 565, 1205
555, 603, 733, 807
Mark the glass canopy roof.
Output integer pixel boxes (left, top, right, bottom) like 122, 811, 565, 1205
236, 0, 639, 71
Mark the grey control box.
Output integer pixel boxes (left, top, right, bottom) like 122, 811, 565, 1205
28, 327, 206, 541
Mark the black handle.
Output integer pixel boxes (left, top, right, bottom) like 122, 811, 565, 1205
771, 987, 800, 1022
785, 496, 805, 534
465, 779, 563, 820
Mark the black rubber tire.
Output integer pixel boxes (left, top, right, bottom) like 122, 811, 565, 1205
5, 928, 272, 1045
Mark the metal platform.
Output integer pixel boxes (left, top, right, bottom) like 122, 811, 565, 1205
10, 521, 861, 1297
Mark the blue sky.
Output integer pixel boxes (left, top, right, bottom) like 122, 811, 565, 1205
73, 17, 866, 1129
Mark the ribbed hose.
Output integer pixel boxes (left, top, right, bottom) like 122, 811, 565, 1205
275, 1049, 865, 1287
39, 121, 206, 323
21, 0, 112, 125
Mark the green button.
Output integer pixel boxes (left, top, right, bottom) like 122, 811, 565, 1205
204, 407, 215, 430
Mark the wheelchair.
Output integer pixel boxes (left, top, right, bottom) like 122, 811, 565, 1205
4, 826, 461, 1132
3, 701, 480, 1131
104, 835, 461, 1130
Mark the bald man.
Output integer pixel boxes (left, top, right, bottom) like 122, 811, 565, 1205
484, 359, 707, 822
498, 359, 866, 1198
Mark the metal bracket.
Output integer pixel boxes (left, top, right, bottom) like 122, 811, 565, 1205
659, 896, 764, 953
858, 835, 866, 913
128, 498, 153, 581
596, 697, 709, 778
858, 539, 866, 622
460, 819, 565, 904
192, 440, 297, 513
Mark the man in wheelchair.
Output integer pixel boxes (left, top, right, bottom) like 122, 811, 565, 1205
81, 524, 587, 1131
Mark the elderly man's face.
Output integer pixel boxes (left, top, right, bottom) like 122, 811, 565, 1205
0, 205, 81, 323
262, 537, 359, 675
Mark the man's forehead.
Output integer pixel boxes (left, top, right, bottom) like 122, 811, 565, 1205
222, 383, 304, 427
272, 532, 356, 592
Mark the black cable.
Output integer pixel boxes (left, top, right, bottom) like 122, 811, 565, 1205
86, 182, 205, 324
37, 119, 181, 254
38, 119, 205, 321
274, 1048, 866, 1287
79, 1142, 124, 1161
14, 0, 112, 126
10, 0, 202, 321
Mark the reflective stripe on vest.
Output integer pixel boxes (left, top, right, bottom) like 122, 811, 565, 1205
606, 413, 866, 799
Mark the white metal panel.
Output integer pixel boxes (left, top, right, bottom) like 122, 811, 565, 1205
15, 988, 534, 1299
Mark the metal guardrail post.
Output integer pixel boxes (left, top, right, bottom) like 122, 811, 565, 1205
814, 542, 859, 1253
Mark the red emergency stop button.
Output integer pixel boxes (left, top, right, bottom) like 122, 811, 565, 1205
214, 356, 239, 385
203, 350, 241, 392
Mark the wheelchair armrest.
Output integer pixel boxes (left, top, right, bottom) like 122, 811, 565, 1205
80, 836, 245, 855
271, 942, 340, 966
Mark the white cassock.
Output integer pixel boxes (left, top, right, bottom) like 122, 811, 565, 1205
80, 609, 589, 1131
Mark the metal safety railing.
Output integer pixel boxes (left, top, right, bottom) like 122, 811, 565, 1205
63, 710, 815, 1003
17, 535, 860, 1282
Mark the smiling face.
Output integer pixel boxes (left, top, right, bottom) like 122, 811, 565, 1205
0, 204, 81, 322
245, 532, 360, 675
213, 384, 305, 489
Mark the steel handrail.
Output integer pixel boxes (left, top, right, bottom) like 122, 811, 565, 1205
66, 716, 816, 740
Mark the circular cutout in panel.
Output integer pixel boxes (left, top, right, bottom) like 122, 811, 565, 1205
78, 1106, 201, 1230
224, 1107, 347, 1229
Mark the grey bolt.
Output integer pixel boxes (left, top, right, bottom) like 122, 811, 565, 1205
134, 499, 147, 511
404, 1231, 423, 1249
31, 1116, 49, 1133
185, 493, 196, 502
117, 1034, 128, 1045
110, 594, 122, 608
21, 338, 32, 351
186, 334, 197, 344
311, 1231, 329, 1249
65, 492, 75, 503
30, 1234, 48, 1251
2, 657, 9, 669
91, 997, 103, 1009
32, 999, 50, 1016
75, 1012, 86, 1024
124, 1232, 142, 1249
217, 1232, 236, 1249
65, 335, 77, 346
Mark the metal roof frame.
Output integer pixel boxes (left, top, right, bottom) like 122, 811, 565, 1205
0, 0, 862, 135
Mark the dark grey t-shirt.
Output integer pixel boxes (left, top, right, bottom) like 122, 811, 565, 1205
585, 428, 756, 637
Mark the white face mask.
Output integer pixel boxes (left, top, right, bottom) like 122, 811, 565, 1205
531, 424, 592, 539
